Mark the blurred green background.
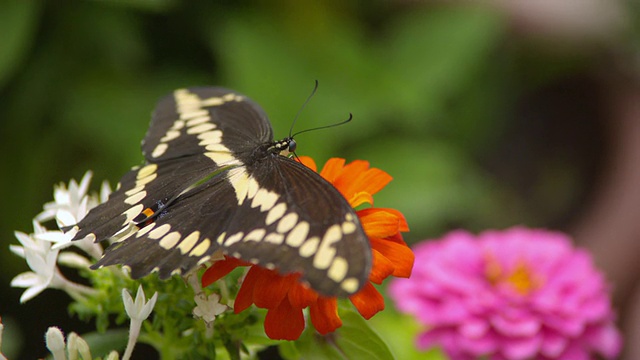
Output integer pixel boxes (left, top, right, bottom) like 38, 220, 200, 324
1, 1, 637, 358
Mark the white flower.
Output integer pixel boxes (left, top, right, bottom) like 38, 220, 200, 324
122, 285, 158, 321
193, 293, 227, 323
10, 221, 97, 303
45, 327, 66, 360
36, 171, 93, 225
10, 223, 61, 303
67, 332, 92, 360
122, 286, 158, 360
44, 328, 92, 360
34, 171, 108, 259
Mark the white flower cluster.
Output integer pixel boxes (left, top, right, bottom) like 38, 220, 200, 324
7, 172, 159, 360
7, 171, 229, 359
10, 172, 105, 303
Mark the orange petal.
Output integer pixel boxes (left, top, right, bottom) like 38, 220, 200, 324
347, 168, 392, 198
234, 267, 260, 313
369, 249, 395, 284
319, 158, 346, 182
349, 282, 385, 319
358, 209, 401, 238
382, 232, 408, 245
297, 156, 317, 172
309, 297, 342, 335
348, 191, 374, 208
369, 237, 414, 278
264, 298, 305, 340
376, 208, 409, 232
287, 282, 318, 308
333, 160, 370, 195
253, 269, 298, 309
201, 256, 249, 288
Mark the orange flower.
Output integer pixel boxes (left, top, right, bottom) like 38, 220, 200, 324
201, 157, 413, 340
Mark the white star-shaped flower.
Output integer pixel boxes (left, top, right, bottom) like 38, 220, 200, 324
10, 222, 61, 303
193, 293, 227, 323
34, 171, 108, 259
121, 286, 158, 360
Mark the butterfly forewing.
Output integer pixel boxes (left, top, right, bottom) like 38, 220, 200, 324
73, 87, 372, 297
143, 87, 273, 162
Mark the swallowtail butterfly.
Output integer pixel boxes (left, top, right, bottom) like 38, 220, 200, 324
71, 87, 372, 297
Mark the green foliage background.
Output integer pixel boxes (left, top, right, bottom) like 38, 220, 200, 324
0, 1, 636, 358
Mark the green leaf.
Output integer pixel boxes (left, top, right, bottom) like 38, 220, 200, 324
335, 309, 395, 360
291, 307, 394, 360
369, 308, 447, 360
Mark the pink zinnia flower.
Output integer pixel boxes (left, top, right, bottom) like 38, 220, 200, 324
389, 227, 622, 360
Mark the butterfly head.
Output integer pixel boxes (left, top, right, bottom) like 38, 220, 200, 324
270, 137, 297, 158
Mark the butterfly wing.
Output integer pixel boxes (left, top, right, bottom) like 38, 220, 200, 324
73, 87, 272, 248
93, 155, 371, 297
143, 87, 273, 162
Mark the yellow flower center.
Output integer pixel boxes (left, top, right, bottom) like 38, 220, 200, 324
484, 255, 540, 295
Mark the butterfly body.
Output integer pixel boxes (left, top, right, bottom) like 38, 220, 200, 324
72, 87, 371, 297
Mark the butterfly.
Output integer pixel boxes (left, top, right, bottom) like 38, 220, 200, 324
70, 87, 372, 297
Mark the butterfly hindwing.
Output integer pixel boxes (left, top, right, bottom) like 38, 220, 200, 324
73, 155, 223, 243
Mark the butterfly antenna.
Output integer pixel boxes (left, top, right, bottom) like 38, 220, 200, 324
289, 80, 319, 138
291, 113, 353, 138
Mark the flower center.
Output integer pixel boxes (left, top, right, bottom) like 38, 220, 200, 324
484, 255, 540, 295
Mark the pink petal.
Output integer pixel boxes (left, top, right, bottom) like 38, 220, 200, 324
500, 334, 542, 360
540, 330, 568, 358
585, 324, 623, 358
491, 312, 541, 337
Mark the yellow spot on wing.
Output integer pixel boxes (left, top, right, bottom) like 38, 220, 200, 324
264, 232, 284, 244
224, 232, 244, 246
265, 203, 287, 225
228, 169, 250, 205
136, 223, 156, 237
177, 231, 200, 254
327, 256, 348, 282
197, 130, 223, 146
342, 221, 357, 234
200, 97, 224, 106
149, 224, 172, 239
125, 186, 144, 196
151, 143, 168, 158
244, 228, 266, 242
180, 110, 208, 119
122, 204, 144, 224
160, 130, 180, 142
247, 177, 260, 199
186, 116, 211, 127
314, 225, 341, 269
299, 236, 320, 257
277, 213, 298, 233
137, 164, 158, 179
204, 151, 238, 165
285, 221, 309, 247
216, 232, 226, 244
190, 238, 211, 257
124, 191, 146, 205
159, 231, 182, 249
341, 278, 360, 293
187, 123, 216, 135
251, 188, 279, 211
